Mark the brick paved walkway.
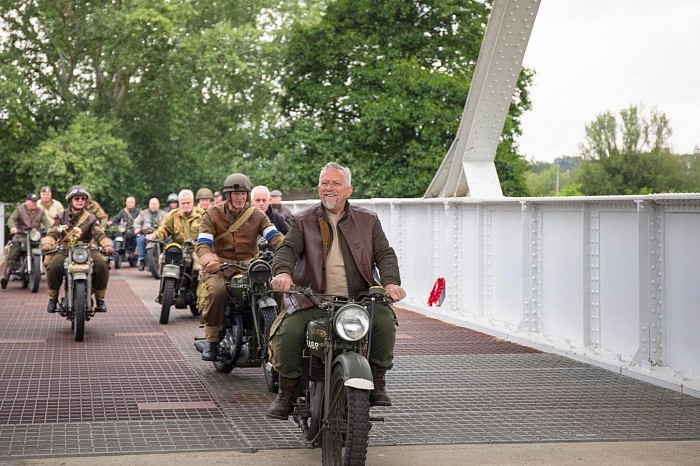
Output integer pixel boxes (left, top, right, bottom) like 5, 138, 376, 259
1, 266, 699, 460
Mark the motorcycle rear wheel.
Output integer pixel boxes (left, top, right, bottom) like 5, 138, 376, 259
259, 305, 279, 393
214, 314, 243, 374
159, 278, 176, 324
321, 365, 370, 466
73, 281, 87, 342
29, 255, 41, 293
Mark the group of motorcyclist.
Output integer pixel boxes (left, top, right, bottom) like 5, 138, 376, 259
1, 163, 406, 419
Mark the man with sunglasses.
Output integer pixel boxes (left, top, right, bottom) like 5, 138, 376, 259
41, 186, 114, 314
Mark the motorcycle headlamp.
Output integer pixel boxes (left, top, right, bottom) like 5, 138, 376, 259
163, 243, 183, 263
29, 228, 42, 242
333, 303, 370, 341
72, 246, 90, 264
248, 259, 271, 284
118, 224, 127, 233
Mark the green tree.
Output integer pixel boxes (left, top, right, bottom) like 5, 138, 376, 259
17, 113, 133, 213
575, 105, 687, 195
275, 0, 532, 198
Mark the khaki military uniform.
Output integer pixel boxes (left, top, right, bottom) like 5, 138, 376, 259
195, 202, 284, 342
87, 200, 109, 226
40, 199, 64, 225
41, 209, 113, 301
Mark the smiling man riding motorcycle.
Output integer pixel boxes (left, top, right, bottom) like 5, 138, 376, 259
41, 186, 114, 313
195, 173, 285, 361
267, 162, 406, 419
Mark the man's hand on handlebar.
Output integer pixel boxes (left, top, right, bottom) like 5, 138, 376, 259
271, 273, 293, 292
384, 284, 406, 302
205, 260, 221, 274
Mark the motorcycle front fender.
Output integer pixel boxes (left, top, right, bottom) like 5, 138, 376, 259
31, 248, 42, 256
72, 273, 88, 281
256, 296, 277, 310
161, 264, 180, 279
332, 352, 374, 390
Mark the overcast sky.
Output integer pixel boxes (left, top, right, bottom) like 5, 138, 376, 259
518, 0, 700, 162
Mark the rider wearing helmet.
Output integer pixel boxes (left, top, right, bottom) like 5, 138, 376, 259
40, 186, 115, 313
195, 173, 285, 361
164, 193, 179, 213
195, 188, 214, 211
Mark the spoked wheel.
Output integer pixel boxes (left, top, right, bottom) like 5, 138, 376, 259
259, 305, 279, 393
321, 365, 370, 466
29, 254, 42, 293
73, 281, 87, 342
159, 278, 176, 324
146, 243, 161, 279
113, 242, 123, 269
214, 314, 243, 374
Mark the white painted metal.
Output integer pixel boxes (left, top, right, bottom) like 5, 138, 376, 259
286, 195, 700, 398
424, 0, 541, 198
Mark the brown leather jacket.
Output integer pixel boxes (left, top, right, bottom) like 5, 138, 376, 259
195, 201, 284, 263
272, 201, 401, 311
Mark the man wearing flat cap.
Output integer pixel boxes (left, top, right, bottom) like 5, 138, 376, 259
269, 189, 293, 224
2, 194, 53, 289
39, 186, 64, 224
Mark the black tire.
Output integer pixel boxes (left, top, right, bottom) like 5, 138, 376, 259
146, 243, 161, 279
188, 275, 199, 315
113, 242, 123, 269
73, 281, 87, 342
159, 278, 176, 324
189, 301, 199, 316
259, 306, 279, 393
214, 314, 243, 374
29, 254, 41, 293
321, 365, 370, 466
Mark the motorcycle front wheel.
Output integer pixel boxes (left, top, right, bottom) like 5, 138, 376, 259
159, 278, 176, 324
321, 365, 370, 466
29, 254, 41, 293
73, 281, 87, 342
259, 305, 279, 393
214, 314, 243, 374
146, 243, 161, 279
113, 242, 123, 269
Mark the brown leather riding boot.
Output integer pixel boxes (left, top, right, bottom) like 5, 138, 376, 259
1, 266, 11, 289
266, 376, 299, 420
370, 364, 392, 407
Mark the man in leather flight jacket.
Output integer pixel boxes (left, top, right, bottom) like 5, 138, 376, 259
267, 162, 406, 419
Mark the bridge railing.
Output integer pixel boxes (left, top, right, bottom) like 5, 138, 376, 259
287, 195, 700, 397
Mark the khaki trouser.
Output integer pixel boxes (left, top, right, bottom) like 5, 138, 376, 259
271, 303, 397, 379
201, 272, 228, 342
45, 251, 109, 298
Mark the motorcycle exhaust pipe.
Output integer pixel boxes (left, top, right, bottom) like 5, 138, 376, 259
293, 414, 309, 438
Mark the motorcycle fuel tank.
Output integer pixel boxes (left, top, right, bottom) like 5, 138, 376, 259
305, 320, 327, 359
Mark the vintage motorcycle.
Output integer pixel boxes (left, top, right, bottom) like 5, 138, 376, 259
280, 285, 391, 466
156, 239, 199, 324
110, 220, 137, 269
48, 239, 106, 342
10, 227, 44, 292
194, 249, 279, 392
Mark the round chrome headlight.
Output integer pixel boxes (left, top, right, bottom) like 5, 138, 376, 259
118, 224, 127, 233
333, 303, 370, 341
29, 229, 42, 242
72, 247, 89, 264
248, 260, 271, 284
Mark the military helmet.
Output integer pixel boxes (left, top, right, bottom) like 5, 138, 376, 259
65, 185, 91, 202
196, 188, 213, 200
222, 173, 252, 193
166, 193, 178, 203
